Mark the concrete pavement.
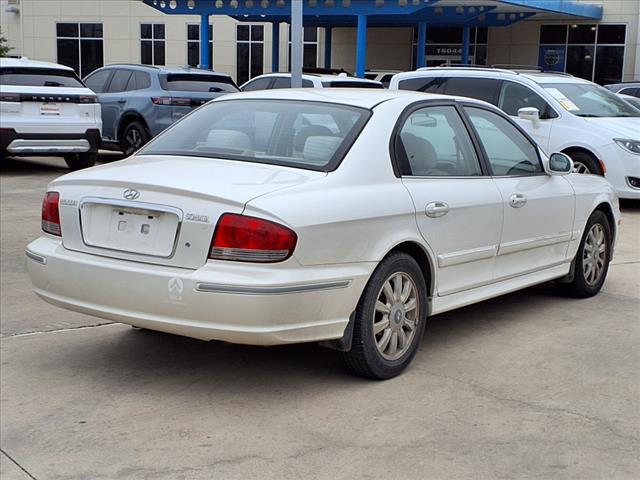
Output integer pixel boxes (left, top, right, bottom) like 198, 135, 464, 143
1, 156, 639, 479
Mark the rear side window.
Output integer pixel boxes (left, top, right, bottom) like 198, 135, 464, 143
498, 81, 557, 119
107, 70, 132, 93
619, 87, 639, 98
271, 77, 314, 89
84, 69, 112, 93
444, 77, 500, 104
465, 107, 542, 176
0, 67, 84, 88
397, 77, 446, 93
141, 99, 370, 172
160, 74, 238, 93
133, 71, 151, 90
396, 105, 482, 177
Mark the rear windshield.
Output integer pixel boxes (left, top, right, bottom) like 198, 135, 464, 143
322, 81, 383, 89
159, 74, 238, 93
140, 99, 370, 171
0, 67, 84, 88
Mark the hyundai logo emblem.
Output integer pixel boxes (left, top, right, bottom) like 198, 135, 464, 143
123, 189, 140, 200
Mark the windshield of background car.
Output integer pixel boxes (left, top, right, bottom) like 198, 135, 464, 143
140, 99, 371, 171
543, 83, 640, 118
322, 81, 384, 89
159, 74, 239, 93
0, 68, 85, 88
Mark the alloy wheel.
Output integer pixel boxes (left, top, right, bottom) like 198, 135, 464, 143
373, 272, 419, 361
583, 223, 607, 286
124, 128, 143, 155
573, 161, 591, 174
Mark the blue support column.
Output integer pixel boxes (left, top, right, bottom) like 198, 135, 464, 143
200, 14, 210, 69
416, 22, 427, 68
324, 27, 332, 70
461, 26, 470, 65
355, 15, 367, 78
271, 22, 280, 73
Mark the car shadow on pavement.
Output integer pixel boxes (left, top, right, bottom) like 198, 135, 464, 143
0, 156, 69, 175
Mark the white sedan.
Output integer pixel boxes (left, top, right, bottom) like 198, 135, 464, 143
26, 89, 620, 379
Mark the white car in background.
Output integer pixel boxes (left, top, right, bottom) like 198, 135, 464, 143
26, 90, 619, 379
390, 67, 640, 199
365, 70, 401, 88
0, 57, 102, 170
240, 72, 383, 91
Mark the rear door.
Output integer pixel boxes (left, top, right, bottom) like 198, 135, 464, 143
463, 105, 575, 280
395, 102, 504, 296
100, 69, 132, 140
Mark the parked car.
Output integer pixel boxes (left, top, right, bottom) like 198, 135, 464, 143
0, 57, 102, 170
604, 82, 640, 98
240, 72, 383, 91
390, 67, 640, 199
26, 89, 619, 379
83, 65, 238, 155
618, 94, 640, 111
365, 70, 401, 88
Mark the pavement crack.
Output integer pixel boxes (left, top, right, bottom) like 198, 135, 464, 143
0, 322, 113, 339
1, 448, 38, 480
421, 369, 640, 445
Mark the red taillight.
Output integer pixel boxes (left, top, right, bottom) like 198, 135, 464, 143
210, 213, 297, 263
151, 96, 191, 106
42, 192, 61, 236
78, 94, 97, 104
0, 92, 21, 102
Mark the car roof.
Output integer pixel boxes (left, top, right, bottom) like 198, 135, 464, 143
218, 88, 489, 109
95, 64, 232, 77
0, 57, 75, 71
394, 67, 594, 86
249, 72, 381, 83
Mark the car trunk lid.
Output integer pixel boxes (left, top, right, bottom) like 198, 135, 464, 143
53, 156, 324, 269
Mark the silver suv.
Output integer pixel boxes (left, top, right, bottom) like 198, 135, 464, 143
84, 65, 238, 155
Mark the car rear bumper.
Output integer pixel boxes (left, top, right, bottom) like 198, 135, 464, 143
26, 236, 372, 346
1, 129, 101, 156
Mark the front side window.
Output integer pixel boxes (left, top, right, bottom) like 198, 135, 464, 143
56, 22, 104, 78
84, 69, 112, 93
140, 100, 370, 171
444, 77, 501, 104
465, 107, 542, 176
396, 105, 482, 177
141, 23, 165, 66
498, 81, 557, 119
241, 77, 273, 91
543, 82, 640, 118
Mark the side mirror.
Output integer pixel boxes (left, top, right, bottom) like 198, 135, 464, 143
518, 107, 540, 128
547, 152, 574, 176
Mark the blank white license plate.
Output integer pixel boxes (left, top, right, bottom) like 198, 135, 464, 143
81, 203, 179, 257
40, 103, 60, 115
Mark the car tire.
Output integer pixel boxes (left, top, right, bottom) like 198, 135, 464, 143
563, 210, 612, 298
568, 151, 602, 175
64, 152, 97, 170
343, 252, 428, 380
120, 121, 150, 156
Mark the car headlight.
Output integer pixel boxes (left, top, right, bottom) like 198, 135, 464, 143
614, 139, 640, 155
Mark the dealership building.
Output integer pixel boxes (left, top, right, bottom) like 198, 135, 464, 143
1, 0, 638, 86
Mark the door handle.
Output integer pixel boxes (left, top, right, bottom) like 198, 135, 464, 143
117, 99, 126, 104
425, 201, 450, 218
509, 193, 527, 208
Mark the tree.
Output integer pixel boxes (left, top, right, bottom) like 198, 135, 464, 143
0, 27, 12, 57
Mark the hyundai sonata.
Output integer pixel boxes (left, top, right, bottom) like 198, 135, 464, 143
26, 89, 620, 379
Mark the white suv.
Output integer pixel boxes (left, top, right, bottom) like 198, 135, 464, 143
390, 67, 640, 199
0, 58, 102, 169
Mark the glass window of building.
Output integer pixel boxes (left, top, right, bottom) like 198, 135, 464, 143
187, 24, 213, 68
412, 27, 488, 69
141, 24, 166, 66
538, 24, 627, 84
56, 22, 104, 78
236, 24, 265, 86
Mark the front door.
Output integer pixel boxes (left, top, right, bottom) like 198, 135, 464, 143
395, 104, 504, 296
464, 105, 575, 280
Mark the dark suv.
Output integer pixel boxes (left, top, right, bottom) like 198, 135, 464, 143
84, 65, 238, 155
